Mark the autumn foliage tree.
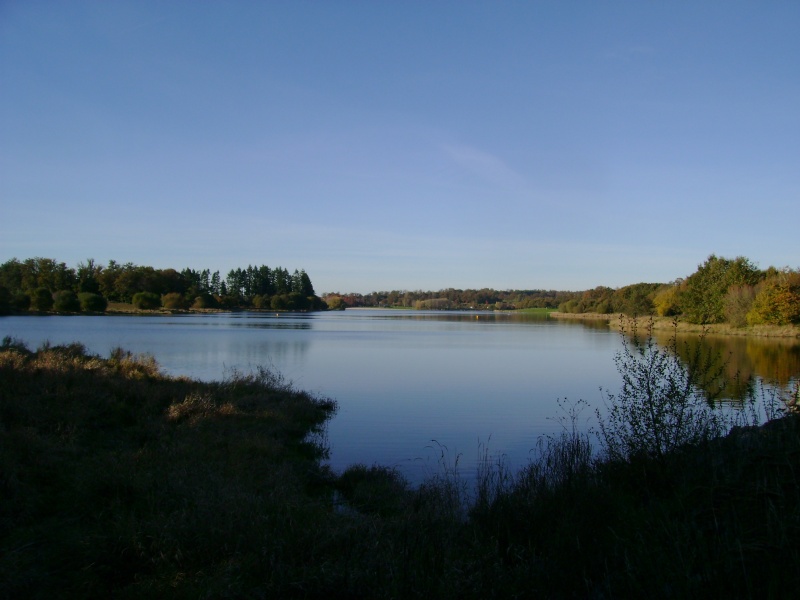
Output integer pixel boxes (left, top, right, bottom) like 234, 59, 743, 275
747, 270, 800, 326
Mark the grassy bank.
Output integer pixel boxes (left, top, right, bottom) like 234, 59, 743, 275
2, 339, 799, 598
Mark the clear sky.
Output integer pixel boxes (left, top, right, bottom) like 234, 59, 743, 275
1, 1, 798, 294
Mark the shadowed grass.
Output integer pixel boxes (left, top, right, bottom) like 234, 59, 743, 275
0, 338, 336, 598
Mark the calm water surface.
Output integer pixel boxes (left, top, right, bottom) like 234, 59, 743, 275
3, 310, 798, 482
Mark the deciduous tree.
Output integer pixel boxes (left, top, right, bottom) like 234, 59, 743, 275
747, 270, 800, 326
681, 255, 761, 323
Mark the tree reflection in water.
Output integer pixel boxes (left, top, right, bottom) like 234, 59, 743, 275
647, 329, 800, 403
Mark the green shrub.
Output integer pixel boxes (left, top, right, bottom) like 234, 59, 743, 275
326, 296, 346, 311
723, 284, 756, 327
0, 286, 10, 314
132, 291, 161, 310
217, 294, 240, 308
287, 291, 308, 310
191, 293, 218, 309
612, 282, 660, 316
681, 255, 761, 324
271, 294, 289, 310
594, 300, 612, 314
78, 292, 108, 313
161, 292, 187, 310
559, 299, 579, 313
53, 290, 81, 312
252, 294, 271, 309
30, 287, 53, 311
11, 291, 31, 311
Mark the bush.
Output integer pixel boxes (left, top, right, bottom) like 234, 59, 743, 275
53, 290, 81, 312
594, 300, 612, 314
271, 294, 289, 310
746, 271, 800, 326
287, 291, 308, 310
191, 293, 218, 309
217, 294, 240, 308
653, 284, 681, 317
326, 296, 346, 311
0, 286, 10, 314
11, 291, 31, 311
681, 255, 761, 324
132, 291, 161, 310
252, 294, 271, 309
612, 282, 659, 316
161, 292, 188, 310
597, 319, 728, 461
723, 284, 757, 327
559, 299, 580, 313
30, 287, 54, 311
78, 292, 108, 313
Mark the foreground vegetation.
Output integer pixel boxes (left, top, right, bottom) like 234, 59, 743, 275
2, 331, 799, 598
0, 340, 337, 598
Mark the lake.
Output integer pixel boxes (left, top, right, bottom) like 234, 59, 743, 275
3, 310, 798, 483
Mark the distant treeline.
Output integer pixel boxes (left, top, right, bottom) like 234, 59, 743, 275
323, 289, 573, 311
324, 255, 800, 327
0, 258, 326, 313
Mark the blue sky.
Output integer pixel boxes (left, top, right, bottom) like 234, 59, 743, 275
1, 1, 798, 294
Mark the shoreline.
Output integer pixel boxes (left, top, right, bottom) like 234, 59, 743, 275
5, 305, 798, 339
548, 311, 800, 338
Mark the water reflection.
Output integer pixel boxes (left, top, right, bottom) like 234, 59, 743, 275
647, 330, 800, 401
351, 310, 551, 324
551, 315, 611, 331
217, 312, 314, 330
228, 321, 312, 330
